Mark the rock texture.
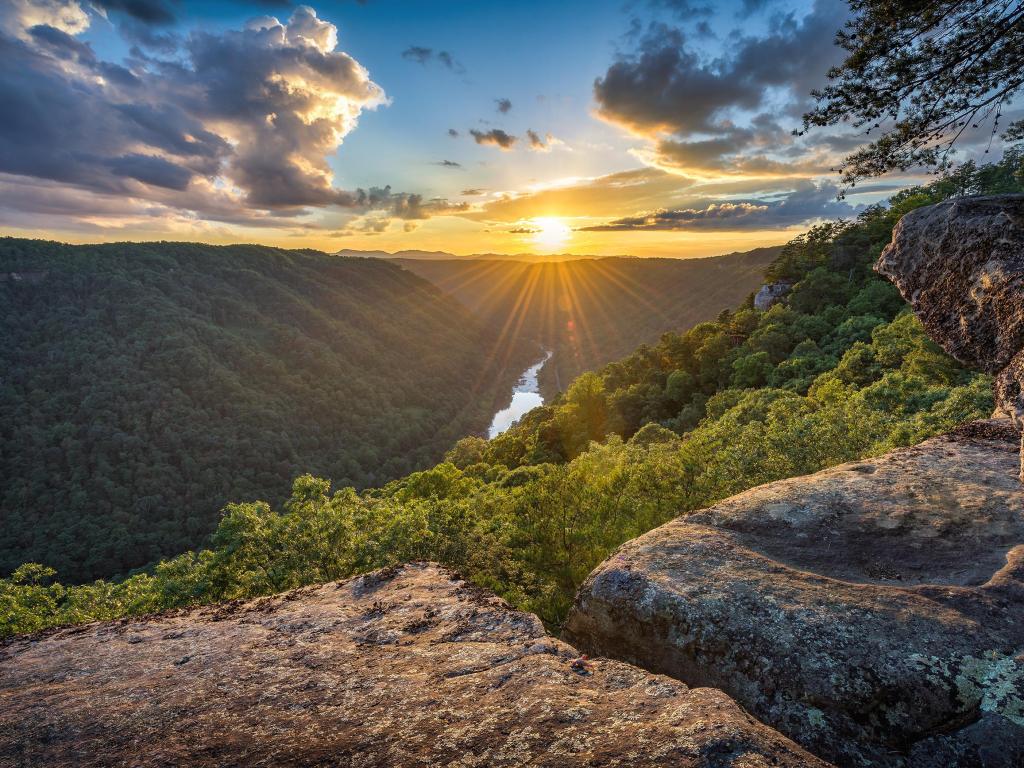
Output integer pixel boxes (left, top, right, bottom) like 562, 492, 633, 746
0, 562, 826, 768
565, 420, 1024, 767
875, 194, 1024, 477
753, 281, 793, 312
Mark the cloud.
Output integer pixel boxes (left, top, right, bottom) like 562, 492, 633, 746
579, 181, 857, 231
463, 166, 860, 233
401, 45, 464, 73
0, 3, 462, 233
495, 98, 512, 114
593, 0, 856, 178
436, 51, 461, 71
648, 0, 713, 19
447, 128, 460, 137
470, 128, 517, 150
0, 0, 90, 38
401, 45, 431, 64
435, 159, 462, 168
460, 187, 486, 195
92, 0, 176, 24
525, 129, 562, 152
331, 193, 468, 235
107, 153, 194, 190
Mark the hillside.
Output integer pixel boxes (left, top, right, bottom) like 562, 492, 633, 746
0, 239, 534, 583
4, 155, 1019, 638
394, 248, 779, 395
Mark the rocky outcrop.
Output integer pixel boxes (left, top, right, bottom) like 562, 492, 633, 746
565, 421, 1024, 767
0, 562, 826, 768
754, 281, 792, 311
876, 194, 1024, 477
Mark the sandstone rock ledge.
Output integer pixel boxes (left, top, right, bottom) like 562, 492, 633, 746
0, 563, 825, 768
564, 420, 1024, 768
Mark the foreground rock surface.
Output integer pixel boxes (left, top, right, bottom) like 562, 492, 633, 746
876, 194, 1024, 476
0, 563, 826, 768
565, 420, 1024, 767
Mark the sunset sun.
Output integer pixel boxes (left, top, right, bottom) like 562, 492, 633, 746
531, 217, 572, 249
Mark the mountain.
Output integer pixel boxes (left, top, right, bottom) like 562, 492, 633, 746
335, 248, 631, 263
393, 248, 780, 395
3, 154, 1016, 640
0, 239, 534, 582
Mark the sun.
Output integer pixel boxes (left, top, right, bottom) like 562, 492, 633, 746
531, 217, 572, 250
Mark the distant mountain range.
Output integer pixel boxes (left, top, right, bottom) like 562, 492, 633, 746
393, 246, 781, 396
334, 248, 774, 263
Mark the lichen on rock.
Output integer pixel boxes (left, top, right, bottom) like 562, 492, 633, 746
565, 422, 1024, 767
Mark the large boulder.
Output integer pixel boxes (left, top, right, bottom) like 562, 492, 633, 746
565, 421, 1024, 767
0, 562, 826, 768
876, 194, 1024, 476
875, 195, 1024, 373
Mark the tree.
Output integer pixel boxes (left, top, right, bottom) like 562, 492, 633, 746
803, 0, 1024, 185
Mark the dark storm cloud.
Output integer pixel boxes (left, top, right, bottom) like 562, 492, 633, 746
470, 129, 517, 150
594, 0, 852, 174
117, 18, 180, 52
741, 0, 777, 12
0, 5, 458, 229
580, 182, 857, 232
401, 45, 464, 73
93, 0, 176, 24
595, 24, 755, 136
648, 0, 713, 19
108, 153, 194, 190
495, 98, 512, 114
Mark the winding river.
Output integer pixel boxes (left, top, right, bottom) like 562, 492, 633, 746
488, 351, 553, 438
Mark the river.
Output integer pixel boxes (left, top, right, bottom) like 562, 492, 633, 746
488, 351, 552, 438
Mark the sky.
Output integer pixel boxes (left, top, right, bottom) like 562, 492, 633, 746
0, 0, 1004, 257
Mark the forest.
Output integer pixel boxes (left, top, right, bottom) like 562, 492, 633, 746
2, 152, 1022, 637
0, 241, 536, 582
395, 247, 778, 396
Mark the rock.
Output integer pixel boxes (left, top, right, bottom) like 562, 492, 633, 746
0, 562, 826, 768
875, 194, 1024, 477
564, 421, 1024, 767
876, 195, 1024, 372
754, 281, 793, 311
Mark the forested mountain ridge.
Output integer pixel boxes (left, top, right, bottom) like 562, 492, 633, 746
394, 248, 779, 396
0, 239, 535, 583
2, 154, 1021, 637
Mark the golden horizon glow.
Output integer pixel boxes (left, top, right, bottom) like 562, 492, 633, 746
530, 217, 572, 250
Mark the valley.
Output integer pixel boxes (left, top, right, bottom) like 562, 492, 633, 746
0, 239, 537, 582
394, 247, 780, 398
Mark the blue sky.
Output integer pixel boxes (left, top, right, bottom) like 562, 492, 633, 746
0, 0, 999, 256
